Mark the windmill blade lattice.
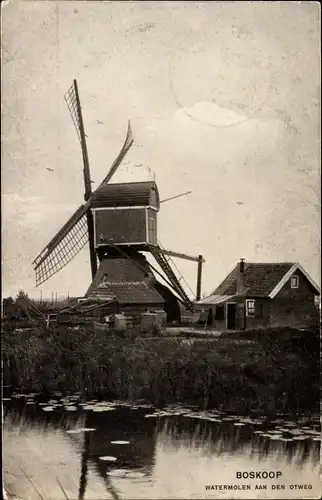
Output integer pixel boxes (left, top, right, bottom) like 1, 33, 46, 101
34, 212, 88, 286
64, 82, 82, 143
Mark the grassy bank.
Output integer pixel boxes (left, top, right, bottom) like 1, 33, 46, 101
2, 325, 319, 416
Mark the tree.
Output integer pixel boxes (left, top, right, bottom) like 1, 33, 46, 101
3, 297, 14, 317
16, 290, 29, 301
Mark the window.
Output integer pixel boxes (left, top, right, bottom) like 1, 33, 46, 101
291, 275, 299, 288
246, 299, 255, 317
215, 305, 225, 320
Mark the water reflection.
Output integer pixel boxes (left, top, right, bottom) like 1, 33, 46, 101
3, 399, 320, 499
79, 428, 90, 500
157, 417, 320, 467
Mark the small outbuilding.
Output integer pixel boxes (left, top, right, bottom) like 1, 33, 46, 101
196, 259, 320, 330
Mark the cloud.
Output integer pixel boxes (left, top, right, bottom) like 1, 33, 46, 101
136, 100, 319, 294
173, 100, 261, 128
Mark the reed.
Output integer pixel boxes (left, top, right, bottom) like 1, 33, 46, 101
2, 326, 319, 416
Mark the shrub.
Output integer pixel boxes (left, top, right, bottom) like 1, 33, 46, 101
2, 325, 319, 416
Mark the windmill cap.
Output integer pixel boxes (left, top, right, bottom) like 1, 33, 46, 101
91, 181, 160, 210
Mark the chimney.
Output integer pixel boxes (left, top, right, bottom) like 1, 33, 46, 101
236, 258, 245, 296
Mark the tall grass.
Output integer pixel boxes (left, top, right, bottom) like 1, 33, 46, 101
2, 325, 319, 416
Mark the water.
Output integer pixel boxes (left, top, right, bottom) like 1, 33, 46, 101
3, 395, 320, 499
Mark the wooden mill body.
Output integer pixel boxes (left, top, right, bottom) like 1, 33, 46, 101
91, 181, 159, 250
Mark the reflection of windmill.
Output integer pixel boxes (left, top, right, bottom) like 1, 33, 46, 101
32, 80, 204, 315
65, 413, 121, 500
74, 407, 158, 500
78, 429, 89, 500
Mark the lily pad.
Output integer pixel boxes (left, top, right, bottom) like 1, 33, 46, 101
106, 469, 146, 479
65, 406, 77, 411
106, 469, 132, 477
233, 423, 245, 426
99, 456, 117, 462
66, 428, 96, 434
42, 406, 54, 412
111, 440, 130, 445
93, 407, 116, 412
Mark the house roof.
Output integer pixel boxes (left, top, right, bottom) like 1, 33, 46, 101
196, 294, 235, 305
90, 181, 160, 210
212, 262, 320, 298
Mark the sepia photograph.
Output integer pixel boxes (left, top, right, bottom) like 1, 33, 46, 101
2, 1, 321, 499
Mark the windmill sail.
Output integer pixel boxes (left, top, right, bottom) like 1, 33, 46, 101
33, 119, 134, 286
65, 80, 97, 278
33, 206, 89, 286
64, 82, 82, 144
100, 120, 134, 187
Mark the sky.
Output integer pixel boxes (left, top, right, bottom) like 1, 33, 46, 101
2, 1, 321, 300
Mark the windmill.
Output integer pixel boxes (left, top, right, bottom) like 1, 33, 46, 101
32, 80, 204, 317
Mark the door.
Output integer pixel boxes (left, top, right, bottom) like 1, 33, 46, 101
227, 303, 236, 329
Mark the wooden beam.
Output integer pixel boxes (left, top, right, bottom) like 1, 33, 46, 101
73, 80, 97, 279
147, 262, 190, 309
196, 254, 203, 301
160, 191, 192, 204
153, 247, 205, 263
73, 80, 92, 201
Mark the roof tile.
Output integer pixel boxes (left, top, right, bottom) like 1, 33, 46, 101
87, 256, 164, 305
212, 262, 294, 297
91, 181, 159, 209
91, 281, 164, 304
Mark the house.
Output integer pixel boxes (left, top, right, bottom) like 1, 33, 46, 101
196, 259, 320, 330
